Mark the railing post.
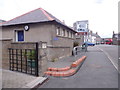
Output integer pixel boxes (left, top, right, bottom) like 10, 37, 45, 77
35, 42, 39, 76
8, 48, 11, 70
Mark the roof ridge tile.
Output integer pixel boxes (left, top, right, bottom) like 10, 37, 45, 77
40, 8, 54, 21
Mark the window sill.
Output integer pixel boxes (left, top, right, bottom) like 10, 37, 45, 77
56, 35, 74, 39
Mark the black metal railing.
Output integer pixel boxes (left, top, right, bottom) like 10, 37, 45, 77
8, 45, 39, 76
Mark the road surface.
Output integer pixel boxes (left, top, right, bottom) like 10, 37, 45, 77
38, 45, 118, 88
96, 45, 119, 72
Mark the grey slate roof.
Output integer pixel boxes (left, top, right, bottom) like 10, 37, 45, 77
2, 8, 53, 26
1, 8, 76, 32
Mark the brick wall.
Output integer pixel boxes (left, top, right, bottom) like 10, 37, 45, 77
1, 39, 12, 69
47, 46, 71, 61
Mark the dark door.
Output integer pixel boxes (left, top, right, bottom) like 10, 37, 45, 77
18, 31, 24, 41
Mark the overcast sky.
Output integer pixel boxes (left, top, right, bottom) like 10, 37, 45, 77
0, 0, 119, 38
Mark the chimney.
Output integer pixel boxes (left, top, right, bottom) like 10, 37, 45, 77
96, 32, 98, 35
90, 31, 92, 34
113, 31, 115, 34
63, 20, 65, 24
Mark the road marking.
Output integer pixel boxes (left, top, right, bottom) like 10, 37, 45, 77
97, 47, 118, 71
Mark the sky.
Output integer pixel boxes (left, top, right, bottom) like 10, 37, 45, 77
0, 0, 119, 38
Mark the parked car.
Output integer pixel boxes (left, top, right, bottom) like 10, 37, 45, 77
105, 39, 113, 45
101, 42, 105, 44
85, 41, 95, 46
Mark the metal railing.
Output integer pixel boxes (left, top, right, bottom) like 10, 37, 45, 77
72, 45, 87, 56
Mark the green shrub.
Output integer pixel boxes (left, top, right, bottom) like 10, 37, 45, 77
27, 50, 36, 60
24, 50, 36, 60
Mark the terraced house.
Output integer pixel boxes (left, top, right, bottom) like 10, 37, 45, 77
1, 8, 77, 72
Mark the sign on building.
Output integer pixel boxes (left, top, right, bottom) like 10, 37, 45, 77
73, 20, 89, 33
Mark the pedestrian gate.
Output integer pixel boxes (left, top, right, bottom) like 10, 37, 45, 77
8, 44, 39, 76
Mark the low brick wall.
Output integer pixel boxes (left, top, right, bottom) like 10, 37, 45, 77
1, 40, 73, 76
11, 42, 37, 49
38, 48, 48, 76
1, 41, 48, 76
1, 39, 12, 69
47, 46, 72, 61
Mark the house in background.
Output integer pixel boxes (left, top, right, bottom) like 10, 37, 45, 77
1, 8, 77, 70
0, 19, 6, 23
88, 31, 101, 44
73, 20, 89, 45
73, 20, 101, 45
112, 31, 120, 45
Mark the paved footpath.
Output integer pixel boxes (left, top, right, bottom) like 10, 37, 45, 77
2, 69, 47, 88
39, 46, 118, 88
2, 69, 37, 88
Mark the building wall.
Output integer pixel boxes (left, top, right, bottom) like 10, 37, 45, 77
73, 20, 89, 32
51, 24, 75, 47
2, 23, 52, 45
112, 34, 120, 45
91, 36, 96, 43
47, 24, 76, 60
112, 38, 120, 45
75, 34, 84, 46
2, 22, 76, 62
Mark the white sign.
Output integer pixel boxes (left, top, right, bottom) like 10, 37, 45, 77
76, 20, 88, 32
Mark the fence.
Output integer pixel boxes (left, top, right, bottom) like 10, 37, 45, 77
8, 42, 39, 76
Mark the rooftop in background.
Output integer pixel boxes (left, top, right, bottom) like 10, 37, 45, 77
91, 32, 101, 38
75, 20, 88, 23
0, 19, 6, 23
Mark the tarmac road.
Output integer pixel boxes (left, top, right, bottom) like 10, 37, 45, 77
96, 45, 119, 71
39, 46, 118, 88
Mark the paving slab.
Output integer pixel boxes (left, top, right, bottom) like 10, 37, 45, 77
2, 69, 47, 88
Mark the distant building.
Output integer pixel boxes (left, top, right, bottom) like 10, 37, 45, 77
0, 19, 6, 23
92, 32, 101, 44
73, 20, 101, 45
73, 20, 89, 45
73, 20, 89, 33
112, 31, 120, 45
88, 31, 101, 44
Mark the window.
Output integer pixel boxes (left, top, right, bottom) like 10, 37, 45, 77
16, 30, 24, 42
67, 31, 69, 37
61, 29, 64, 36
71, 32, 72, 38
79, 25, 82, 28
69, 31, 71, 38
115, 35, 118, 38
72, 33, 74, 38
65, 30, 67, 37
63, 29, 65, 36
56, 27, 60, 35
